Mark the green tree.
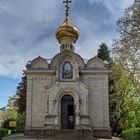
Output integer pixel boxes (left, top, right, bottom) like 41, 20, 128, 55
6, 95, 17, 119
109, 62, 140, 134
97, 43, 112, 64
2, 96, 17, 130
16, 113, 25, 132
113, 2, 140, 94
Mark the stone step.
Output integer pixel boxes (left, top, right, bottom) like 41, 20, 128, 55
24, 129, 93, 138
3, 132, 96, 140
60, 129, 75, 133
4, 133, 124, 140
46, 132, 96, 140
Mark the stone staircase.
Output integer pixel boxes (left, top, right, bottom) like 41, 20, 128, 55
4, 131, 123, 140
46, 132, 96, 140
24, 129, 93, 138
60, 129, 75, 133
23, 129, 95, 139
3, 133, 97, 140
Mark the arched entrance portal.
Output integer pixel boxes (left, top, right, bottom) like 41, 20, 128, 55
61, 95, 74, 129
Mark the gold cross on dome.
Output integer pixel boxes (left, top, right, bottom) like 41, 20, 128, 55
63, 0, 72, 17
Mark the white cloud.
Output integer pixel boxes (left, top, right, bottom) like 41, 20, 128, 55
103, 0, 133, 17
87, 0, 133, 16
0, 0, 60, 21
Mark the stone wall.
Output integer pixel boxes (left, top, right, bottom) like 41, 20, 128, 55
81, 73, 110, 129
25, 71, 55, 129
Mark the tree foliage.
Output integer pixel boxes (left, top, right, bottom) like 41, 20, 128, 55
97, 43, 112, 63
6, 95, 17, 119
16, 113, 25, 132
2, 76, 27, 130
14, 76, 26, 114
110, 2, 140, 134
96, 40, 140, 135
113, 3, 140, 94
109, 63, 140, 134
2, 96, 17, 130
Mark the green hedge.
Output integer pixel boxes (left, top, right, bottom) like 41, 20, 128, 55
0, 128, 9, 138
122, 128, 140, 140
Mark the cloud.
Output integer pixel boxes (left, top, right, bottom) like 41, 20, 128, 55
0, 0, 133, 79
87, 0, 133, 14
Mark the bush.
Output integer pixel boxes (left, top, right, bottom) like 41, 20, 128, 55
16, 113, 25, 132
122, 128, 140, 140
0, 128, 9, 138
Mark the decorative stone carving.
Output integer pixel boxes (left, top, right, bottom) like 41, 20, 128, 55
50, 50, 85, 70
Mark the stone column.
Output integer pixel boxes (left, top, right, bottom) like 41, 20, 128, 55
54, 100, 59, 129
75, 101, 80, 129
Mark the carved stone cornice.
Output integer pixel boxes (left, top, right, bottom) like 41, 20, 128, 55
24, 69, 55, 74
80, 69, 111, 74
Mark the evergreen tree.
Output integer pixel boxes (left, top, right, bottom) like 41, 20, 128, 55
97, 43, 112, 63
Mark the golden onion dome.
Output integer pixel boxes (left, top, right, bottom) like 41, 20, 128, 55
56, 17, 79, 44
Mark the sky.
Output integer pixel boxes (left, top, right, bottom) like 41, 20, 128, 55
0, 0, 133, 108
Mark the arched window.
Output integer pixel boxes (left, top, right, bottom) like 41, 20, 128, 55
62, 62, 73, 79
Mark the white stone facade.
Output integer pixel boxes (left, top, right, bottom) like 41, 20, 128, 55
24, 50, 111, 138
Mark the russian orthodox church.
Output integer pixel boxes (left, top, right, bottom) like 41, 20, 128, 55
24, 0, 111, 138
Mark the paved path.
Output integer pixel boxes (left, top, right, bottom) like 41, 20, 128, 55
2, 133, 124, 140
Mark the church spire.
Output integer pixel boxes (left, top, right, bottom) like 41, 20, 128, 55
56, 0, 79, 52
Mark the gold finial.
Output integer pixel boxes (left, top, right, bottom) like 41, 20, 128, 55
63, 0, 72, 18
